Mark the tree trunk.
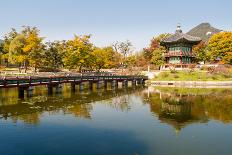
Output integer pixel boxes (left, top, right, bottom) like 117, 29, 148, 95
79, 65, 82, 73
18, 63, 21, 73
24, 61, 27, 73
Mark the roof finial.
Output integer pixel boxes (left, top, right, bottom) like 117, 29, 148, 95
176, 23, 182, 33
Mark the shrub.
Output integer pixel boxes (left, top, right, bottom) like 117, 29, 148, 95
161, 72, 169, 78
173, 74, 179, 78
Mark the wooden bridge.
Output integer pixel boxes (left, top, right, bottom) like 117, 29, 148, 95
0, 75, 148, 98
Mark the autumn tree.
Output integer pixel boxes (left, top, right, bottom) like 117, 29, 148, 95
63, 35, 93, 72
91, 48, 109, 71
207, 32, 232, 64
143, 33, 171, 68
192, 41, 208, 63
8, 26, 44, 72
22, 26, 45, 72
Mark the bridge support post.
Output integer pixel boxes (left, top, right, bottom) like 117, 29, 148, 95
89, 81, 93, 90
111, 80, 116, 89
104, 81, 108, 89
122, 80, 128, 87
142, 79, 146, 85
71, 83, 76, 92
132, 80, 136, 86
79, 82, 84, 91
137, 79, 142, 85
97, 81, 101, 89
18, 87, 25, 99
47, 85, 53, 95
27, 86, 34, 97
55, 84, 62, 93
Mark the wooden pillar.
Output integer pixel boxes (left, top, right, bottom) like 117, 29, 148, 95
111, 80, 116, 89
55, 84, 62, 93
97, 81, 101, 89
79, 82, 84, 91
132, 79, 136, 86
104, 81, 108, 89
122, 80, 128, 87
27, 86, 34, 97
71, 83, 76, 92
18, 87, 25, 99
89, 81, 93, 90
47, 85, 53, 95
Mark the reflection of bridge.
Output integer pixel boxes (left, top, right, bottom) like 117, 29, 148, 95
0, 87, 145, 123
0, 75, 148, 98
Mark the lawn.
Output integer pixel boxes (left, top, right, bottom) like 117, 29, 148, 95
153, 71, 232, 81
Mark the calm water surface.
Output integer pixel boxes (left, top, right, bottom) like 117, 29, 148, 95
0, 85, 232, 155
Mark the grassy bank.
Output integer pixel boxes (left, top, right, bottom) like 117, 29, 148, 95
153, 71, 232, 81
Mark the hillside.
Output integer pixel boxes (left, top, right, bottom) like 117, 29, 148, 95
187, 23, 222, 42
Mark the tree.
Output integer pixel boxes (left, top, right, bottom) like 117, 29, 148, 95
207, 32, 232, 64
91, 48, 109, 71
118, 40, 133, 57
8, 26, 44, 72
143, 33, 171, 64
151, 47, 166, 67
192, 41, 208, 63
144, 33, 171, 67
42, 41, 64, 70
105, 46, 122, 69
63, 35, 93, 72
9, 34, 27, 72
1, 28, 18, 66
22, 26, 45, 72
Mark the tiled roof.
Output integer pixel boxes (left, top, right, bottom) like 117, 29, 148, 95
161, 26, 201, 46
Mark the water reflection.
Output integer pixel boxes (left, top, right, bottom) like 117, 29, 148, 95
144, 87, 232, 133
0, 86, 143, 124
1, 86, 232, 129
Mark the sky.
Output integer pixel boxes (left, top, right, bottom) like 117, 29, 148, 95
0, 0, 231, 50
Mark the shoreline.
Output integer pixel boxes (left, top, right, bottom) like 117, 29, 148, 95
151, 80, 232, 88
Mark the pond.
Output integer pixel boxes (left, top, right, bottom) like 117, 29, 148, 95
0, 85, 232, 155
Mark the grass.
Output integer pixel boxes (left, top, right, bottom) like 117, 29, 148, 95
153, 71, 232, 81
154, 86, 232, 95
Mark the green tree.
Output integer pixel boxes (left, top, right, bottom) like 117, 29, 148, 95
9, 34, 27, 72
1, 28, 18, 66
42, 41, 64, 70
151, 47, 166, 67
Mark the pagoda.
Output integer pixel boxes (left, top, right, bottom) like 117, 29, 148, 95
160, 25, 201, 69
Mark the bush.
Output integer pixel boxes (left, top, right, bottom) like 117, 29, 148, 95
173, 74, 179, 78
161, 72, 169, 78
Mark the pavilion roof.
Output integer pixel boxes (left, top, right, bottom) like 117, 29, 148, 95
161, 26, 201, 46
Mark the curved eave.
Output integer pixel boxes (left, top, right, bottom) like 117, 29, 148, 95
161, 38, 201, 47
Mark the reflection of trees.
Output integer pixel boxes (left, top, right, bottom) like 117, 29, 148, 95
144, 88, 232, 133
68, 104, 93, 119
11, 113, 41, 125
0, 87, 144, 124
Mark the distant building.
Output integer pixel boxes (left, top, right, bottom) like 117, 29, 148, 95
161, 25, 201, 70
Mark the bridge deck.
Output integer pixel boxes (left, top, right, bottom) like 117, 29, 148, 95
0, 75, 148, 88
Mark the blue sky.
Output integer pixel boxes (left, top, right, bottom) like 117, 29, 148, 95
0, 0, 231, 50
